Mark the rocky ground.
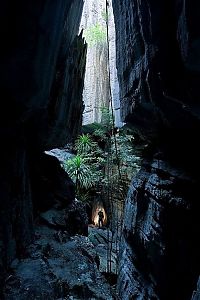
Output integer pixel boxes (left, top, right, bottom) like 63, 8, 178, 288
192, 278, 200, 300
3, 207, 117, 300
88, 226, 118, 275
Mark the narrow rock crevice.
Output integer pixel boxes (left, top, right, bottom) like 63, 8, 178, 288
1, 1, 200, 299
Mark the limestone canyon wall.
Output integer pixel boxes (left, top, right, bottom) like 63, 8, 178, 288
80, 0, 122, 127
0, 0, 86, 287
112, 1, 200, 299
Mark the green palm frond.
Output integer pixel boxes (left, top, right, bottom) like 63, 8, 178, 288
64, 155, 100, 190
93, 128, 107, 141
75, 134, 96, 154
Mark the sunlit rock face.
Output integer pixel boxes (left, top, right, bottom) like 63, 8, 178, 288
112, 0, 200, 299
0, 0, 85, 288
80, 0, 122, 127
108, 1, 122, 128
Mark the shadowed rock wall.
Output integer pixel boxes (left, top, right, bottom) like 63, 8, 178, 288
113, 0, 200, 142
0, 0, 86, 288
112, 1, 200, 299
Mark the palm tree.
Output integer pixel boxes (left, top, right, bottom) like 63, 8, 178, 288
64, 134, 105, 202
75, 134, 95, 154
64, 155, 96, 192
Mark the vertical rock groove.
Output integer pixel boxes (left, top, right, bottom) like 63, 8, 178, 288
112, 0, 200, 299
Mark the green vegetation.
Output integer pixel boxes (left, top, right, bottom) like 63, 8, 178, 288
84, 23, 106, 46
75, 134, 94, 154
100, 106, 113, 130
65, 155, 94, 190
101, 9, 110, 23
64, 130, 141, 207
64, 134, 106, 201
112, 134, 141, 180
93, 128, 107, 142
82, 122, 108, 135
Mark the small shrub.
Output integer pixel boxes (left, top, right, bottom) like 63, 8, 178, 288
84, 23, 106, 46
